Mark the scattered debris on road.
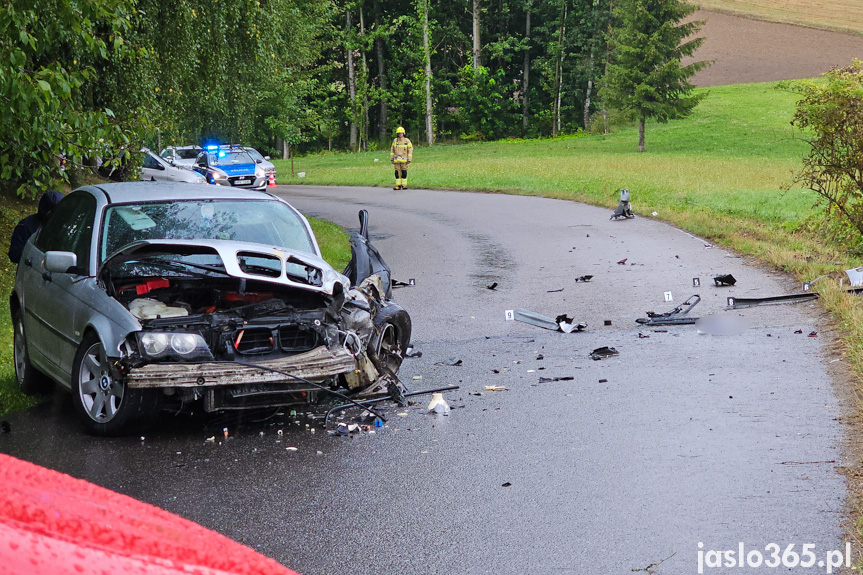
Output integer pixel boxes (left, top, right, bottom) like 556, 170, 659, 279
487, 282, 498, 290
427, 393, 451, 414
575, 275, 593, 282
513, 308, 587, 333
636, 294, 701, 326
547, 288, 564, 293
485, 385, 507, 391
712, 274, 737, 286
405, 345, 423, 358
539, 376, 575, 383
617, 258, 628, 265
726, 292, 818, 309
590, 346, 619, 361
434, 358, 463, 366
610, 189, 635, 220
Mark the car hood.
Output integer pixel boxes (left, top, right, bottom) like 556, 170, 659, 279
215, 163, 257, 176
100, 239, 349, 296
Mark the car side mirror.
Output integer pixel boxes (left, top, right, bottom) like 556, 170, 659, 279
44, 251, 78, 274
263, 156, 270, 161
255, 159, 262, 164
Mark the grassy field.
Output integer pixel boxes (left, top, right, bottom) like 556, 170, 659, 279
276, 81, 817, 231
697, 0, 863, 35
0, 198, 350, 417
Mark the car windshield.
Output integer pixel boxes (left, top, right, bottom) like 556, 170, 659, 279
211, 151, 254, 165
100, 200, 316, 262
245, 148, 264, 162
161, 148, 199, 160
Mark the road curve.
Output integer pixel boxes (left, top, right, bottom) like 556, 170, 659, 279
0, 185, 849, 575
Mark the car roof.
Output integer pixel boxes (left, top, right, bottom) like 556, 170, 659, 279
78, 182, 280, 204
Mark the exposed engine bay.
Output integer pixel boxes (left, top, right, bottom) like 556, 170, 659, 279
97, 211, 411, 413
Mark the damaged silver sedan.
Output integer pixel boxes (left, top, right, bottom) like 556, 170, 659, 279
10, 183, 410, 435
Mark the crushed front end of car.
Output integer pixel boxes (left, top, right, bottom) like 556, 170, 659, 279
99, 231, 410, 414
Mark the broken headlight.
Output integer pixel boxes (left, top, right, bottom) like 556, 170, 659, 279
136, 332, 213, 361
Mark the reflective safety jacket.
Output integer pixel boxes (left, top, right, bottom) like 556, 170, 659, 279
390, 137, 413, 163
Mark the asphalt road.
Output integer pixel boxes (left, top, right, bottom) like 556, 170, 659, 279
0, 186, 849, 574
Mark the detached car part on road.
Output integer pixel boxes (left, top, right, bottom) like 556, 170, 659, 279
11, 183, 411, 435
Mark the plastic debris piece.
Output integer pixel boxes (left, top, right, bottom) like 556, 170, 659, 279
555, 314, 587, 333
434, 358, 463, 366
638, 333, 650, 339
637, 294, 701, 326
547, 288, 564, 293
374, 418, 384, 427
590, 346, 619, 361
205, 436, 215, 443
536, 354, 544, 360
485, 386, 507, 391
846, 267, 863, 287
617, 258, 628, 265
652, 211, 658, 216
427, 393, 451, 414
713, 274, 737, 286
487, 282, 498, 290
538, 376, 575, 383
809, 331, 818, 337
574, 275, 593, 282
405, 345, 423, 358
502, 482, 512, 487
297, 172, 306, 178
610, 189, 635, 220
412, 375, 423, 380
599, 379, 608, 383
397, 412, 409, 417
287, 447, 298, 451
794, 329, 803, 334
604, 320, 612, 326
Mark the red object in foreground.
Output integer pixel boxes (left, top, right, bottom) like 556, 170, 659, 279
0, 454, 300, 575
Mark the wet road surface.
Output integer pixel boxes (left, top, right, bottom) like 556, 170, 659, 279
0, 186, 849, 574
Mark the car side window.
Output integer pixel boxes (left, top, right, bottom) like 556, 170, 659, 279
142, 153, 164, 170
196, 154, 207, 167
34, 193, 96, 273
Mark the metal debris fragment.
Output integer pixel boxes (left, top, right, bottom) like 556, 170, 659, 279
636, 295, 700, 326
589, 346, 619, 361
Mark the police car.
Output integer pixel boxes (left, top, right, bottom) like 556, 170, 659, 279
193, 145, 267, 191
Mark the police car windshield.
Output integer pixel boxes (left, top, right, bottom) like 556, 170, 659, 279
245, 148, 264, 162
211, 151, 254, 165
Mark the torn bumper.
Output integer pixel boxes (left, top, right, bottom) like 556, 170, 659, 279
125, 346, 357, 389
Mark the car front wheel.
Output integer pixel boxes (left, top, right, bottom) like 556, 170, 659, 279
72, 333, 158, 436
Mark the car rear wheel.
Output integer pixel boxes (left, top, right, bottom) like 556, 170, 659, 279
72, 333, 158, 436
12, 310, 53, 395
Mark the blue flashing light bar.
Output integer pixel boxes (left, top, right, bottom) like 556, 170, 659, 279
206, 145, 219, 151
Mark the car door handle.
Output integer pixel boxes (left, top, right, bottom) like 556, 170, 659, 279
42, 272, 52, 282
24, 258, 32, 267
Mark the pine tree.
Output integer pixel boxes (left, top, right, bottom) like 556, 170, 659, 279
602, 0, 708, 152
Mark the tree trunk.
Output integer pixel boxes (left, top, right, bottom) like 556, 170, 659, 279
583, 49, 594, 130
638, 117, 645, 152
346, 9, 358, 152
472, 0, 481, 69
374, 5, 388, 139
521, 5, 531, 136
360, 6, 369, 151
422, 0, 434, 145
552, 1, 565, 137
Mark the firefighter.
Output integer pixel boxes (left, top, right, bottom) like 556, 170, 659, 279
390, 126, 413, 190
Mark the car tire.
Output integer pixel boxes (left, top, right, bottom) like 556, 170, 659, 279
71, 333, 159, 436
371, 304, 412, 373
12, 309, 54, 395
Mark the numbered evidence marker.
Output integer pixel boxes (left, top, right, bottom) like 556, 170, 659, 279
505, 310, 515, 321
727, 297, 735, 307
693, 277, 701, 288
664, 291, 673, 302
409, 278, 416, 286
802, 282, 811, 291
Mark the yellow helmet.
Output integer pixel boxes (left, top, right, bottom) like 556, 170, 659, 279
395, 126, 405, 136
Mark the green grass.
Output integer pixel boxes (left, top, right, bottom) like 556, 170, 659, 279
0, 201, 351, 417
308, 216, 351, 270
275, 82, 813, 227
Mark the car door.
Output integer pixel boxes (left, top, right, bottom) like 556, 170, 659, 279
25, 193, 96, 376
140, 151, 167, 181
